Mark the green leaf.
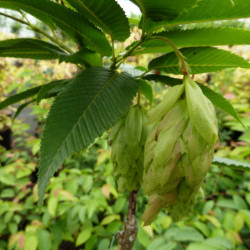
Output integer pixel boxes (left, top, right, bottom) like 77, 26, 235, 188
187, 237, 233, 250
192, 221, 211, 237
165, 226, 204, 242
239, 210, 250, 228
203, 215, 221, 228
137, 225, 151, 248
239, 128, 250, 143
100, 214, 120, 226
1, 188, 15, 198
0, 38, 67, 59
85, 235, 97, 250
8, 222, 18, 234
47, 197, 58, 217
76, 227, 92, 247
213, 157, 250, 171
138, 79, 153, 104
135, 27, 250, 54
217, 198, 238, 210
143, 74, 182, 87
143, 74, 242, 124
0, 0, 111, 56
24, 234, 38, 250
147, 238, 166, 250
0, 172, 16, 186
113, 197, 127, 213
66, 0, 130, 41
234, 212, 245, 232
187, 243, 219, 250
38, 67, 138, 203
202, 200, 215, 215
106, 221, 123, 234
233, 195, 248, 210
176, 0, 250, 24
246, 193, 250, 206
197, 83, 243, 125
36, 80, 69, 104
37, 230, 52, 250
158, 242, 177, 250
223, 211, 236, 230
0, 86, 41, 111
205, 237, 233, 250
97, 239, 110, 250
0, 79, 68, 110
130, 0, 199, 21
4, 211, 14, 224
146, 0, 250, 33
62, 48, 102, 67
148, 47, 250, 74
129, 17, 140, 26
13, 100, 34, 121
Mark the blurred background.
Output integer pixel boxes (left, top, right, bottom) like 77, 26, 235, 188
0, 2, 250, 250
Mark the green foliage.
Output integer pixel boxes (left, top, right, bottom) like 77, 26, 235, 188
36, 79, 70, 104
0, 79, 68, 110
139, 79, 153, 104
213, 157, 250, 171
142, 74, 244, 125
149, 47, 250, 74
62, 47, 102, 67
12, 100, 34, 121
0, 132, 119, 249
38, 67, 138, 203
0, 1, 249, 247
145, 0, 250, 33
130, 0, 199, 21
0, 0, 112, 55
0, 38, 67, 59
1, 123, 249, 249
0, 85, 41, 110
134, 27, 250, 54
66, 0, 130, 41
143, 74, 182, 87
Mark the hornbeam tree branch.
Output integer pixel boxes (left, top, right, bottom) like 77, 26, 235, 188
118, 191, 138, 250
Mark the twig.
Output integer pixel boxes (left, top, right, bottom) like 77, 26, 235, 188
137, 69, 150, 79
0, 12, 27, 26
110, 37, 148, 70
111, 39, 116, 64
118, 191, 138, 250
150, 36, 189, 75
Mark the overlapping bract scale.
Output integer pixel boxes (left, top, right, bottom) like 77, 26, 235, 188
110, 106, 150, 192
142, 76, 218, 225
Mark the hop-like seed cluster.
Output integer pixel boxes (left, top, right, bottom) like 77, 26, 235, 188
142, 76, 218, 225
110, 106, 149, 192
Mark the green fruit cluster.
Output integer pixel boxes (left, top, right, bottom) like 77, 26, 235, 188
141, 76, 218, 225
109, 105, 149, 193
